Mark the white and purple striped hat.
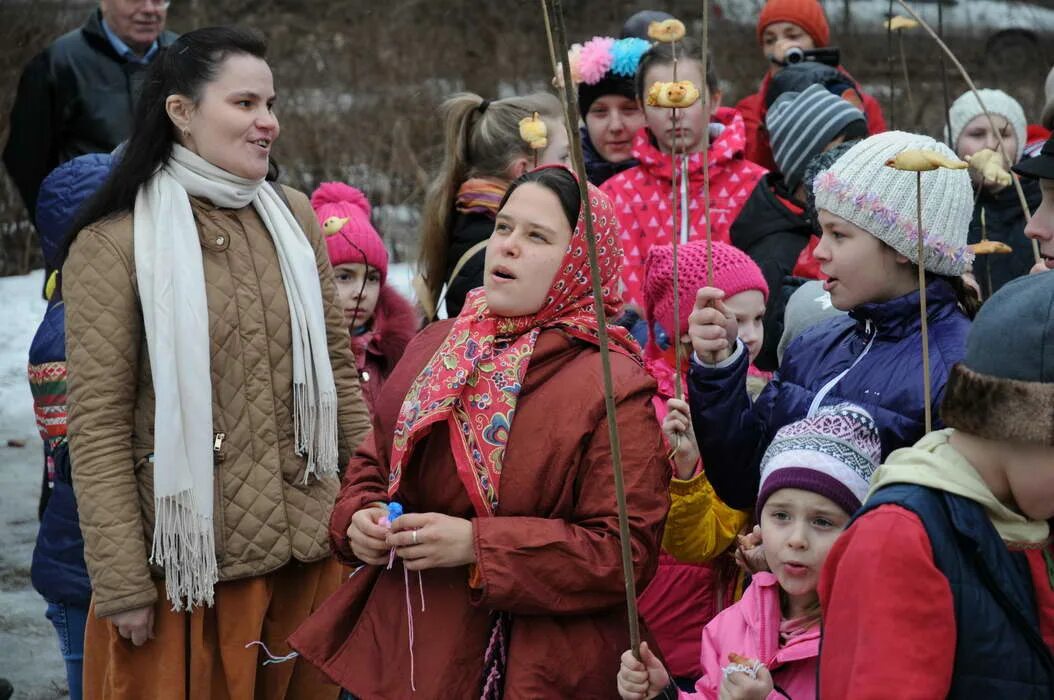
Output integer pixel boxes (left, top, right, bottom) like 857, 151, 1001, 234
757, 403, 882, 516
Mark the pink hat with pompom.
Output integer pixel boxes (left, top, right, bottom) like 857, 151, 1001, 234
311, 182, 389, 283
644, 241, 768, 341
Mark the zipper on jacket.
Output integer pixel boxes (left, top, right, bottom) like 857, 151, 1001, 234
807, 319, 876, 417
213, 432, 226, 463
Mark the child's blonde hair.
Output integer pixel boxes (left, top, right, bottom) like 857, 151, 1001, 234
417, 92, 563, 308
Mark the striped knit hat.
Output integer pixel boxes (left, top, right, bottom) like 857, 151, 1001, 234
766, 83, 866, 191
758, 403, 882, 516
813, 131, 974, 276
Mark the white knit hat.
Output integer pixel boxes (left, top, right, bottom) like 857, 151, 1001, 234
946, 88, 1027, 163
813, 130, 974, 276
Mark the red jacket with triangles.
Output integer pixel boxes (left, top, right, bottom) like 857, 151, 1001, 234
601, 108, 767, 308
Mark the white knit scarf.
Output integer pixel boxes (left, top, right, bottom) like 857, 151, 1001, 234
134, 145, 338, 611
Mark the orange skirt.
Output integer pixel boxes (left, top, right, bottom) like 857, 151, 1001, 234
84, 557, 342, 700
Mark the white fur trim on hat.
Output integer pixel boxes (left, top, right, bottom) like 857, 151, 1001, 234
946, 88, 1027, 163
813, 131, 974, 276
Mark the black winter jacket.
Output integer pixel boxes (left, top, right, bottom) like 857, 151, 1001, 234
3, 10, 177, 216
729, 174, 814, 371
968, 177, 1043, 298
444, 211, 494, 318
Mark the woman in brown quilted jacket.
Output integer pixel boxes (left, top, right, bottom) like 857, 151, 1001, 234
60, 27, 370, 699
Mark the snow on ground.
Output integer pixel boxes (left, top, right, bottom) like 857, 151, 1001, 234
0, 270, 67, 699
0, 262, 419, 698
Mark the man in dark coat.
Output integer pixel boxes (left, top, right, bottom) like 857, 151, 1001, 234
3, 0, 176, 218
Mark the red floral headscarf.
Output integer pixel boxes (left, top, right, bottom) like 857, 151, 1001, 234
387, 167, 639, 517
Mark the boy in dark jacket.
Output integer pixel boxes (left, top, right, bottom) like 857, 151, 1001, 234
820, 271, 1054, 698
29, 152, 113, 700
731, 82, 866, 369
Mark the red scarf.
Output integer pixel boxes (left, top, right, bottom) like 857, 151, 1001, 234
388, 172, 639, 516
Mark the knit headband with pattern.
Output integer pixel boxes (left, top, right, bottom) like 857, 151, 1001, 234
758, 402, 882, 516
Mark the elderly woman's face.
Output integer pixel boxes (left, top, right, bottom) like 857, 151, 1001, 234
181, 53, 279, 181
484, 183, 573, 317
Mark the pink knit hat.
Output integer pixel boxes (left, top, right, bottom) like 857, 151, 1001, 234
644, 241, 769, 339
311, 182, 389, 283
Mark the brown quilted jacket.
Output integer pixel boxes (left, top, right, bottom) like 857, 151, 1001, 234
63, 185, 371, 618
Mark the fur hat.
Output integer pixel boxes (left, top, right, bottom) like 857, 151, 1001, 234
812, 131, 974, 276
311, 182, 389, 283
644, 241, 768, 341
946, 88, 1027, 163
758, 403, 882, 516
941, 271, 1054, 446
757, 0, 830, 48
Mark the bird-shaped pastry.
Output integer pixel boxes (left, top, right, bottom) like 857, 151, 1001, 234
966, 148, 1013, 188
969, 240, 1013, 255
322, 216, 349, 236
648, 18, 686, 43
646, 80, 701, 108
885, 149, 968, 171
519, 112, 548, 150
886, 16, 919, 30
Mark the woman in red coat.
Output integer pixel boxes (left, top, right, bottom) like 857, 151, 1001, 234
290, 166, 671, 699
736, 0, 886, 170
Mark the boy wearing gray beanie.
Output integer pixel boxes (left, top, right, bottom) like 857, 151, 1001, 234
820, 271, 1054, 697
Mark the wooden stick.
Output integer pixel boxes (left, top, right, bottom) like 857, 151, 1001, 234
701, 0, 714, 286
896, 0, 1041, 265
937, 0, 954, 148
897, 31, 915, 124
916, 170, 933, 433
542, 0, 641, 656
539, 0, 560, 83
886, 0, 896, 130
670, 38, 685, 402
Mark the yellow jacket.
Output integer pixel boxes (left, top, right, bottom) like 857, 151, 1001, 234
663, 471, 751, 563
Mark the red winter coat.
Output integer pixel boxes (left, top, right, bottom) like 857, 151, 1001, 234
736, 69, 887, 171
601, 108, 767, 308
289, 323, 671, 699
348, 285, 419, 413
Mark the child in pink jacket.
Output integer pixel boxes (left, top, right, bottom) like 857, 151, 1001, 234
601, 40, 767, 309
636, 241, 766, 686
617, 403, 881, 700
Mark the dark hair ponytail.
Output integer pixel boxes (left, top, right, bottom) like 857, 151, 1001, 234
61, 26, 269, 267
940, 274, 983, 319
499, 167, 581, 230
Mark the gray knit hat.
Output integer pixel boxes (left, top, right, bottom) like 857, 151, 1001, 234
766, 83, 866, 192
813, 130, 974, 276
941, 271, 1054, 445
778, 280, 848, 364
946, 88, 1027, 163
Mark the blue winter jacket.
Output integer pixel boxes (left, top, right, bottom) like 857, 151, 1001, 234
688, 279, 971, 509
854, 484, 1054, 697
29, 152, 112, 606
